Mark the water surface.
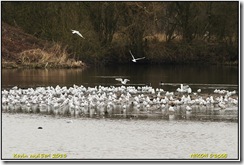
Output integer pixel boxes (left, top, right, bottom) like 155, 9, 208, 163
2, 64, 238, 92
2, 113, 238, 159
2, 64, 239, 160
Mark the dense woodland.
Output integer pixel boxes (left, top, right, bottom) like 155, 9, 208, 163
2, 1, 239, 66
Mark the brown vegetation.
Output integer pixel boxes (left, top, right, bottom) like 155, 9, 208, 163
1, 2, 238, 66
2, 22, 86, 69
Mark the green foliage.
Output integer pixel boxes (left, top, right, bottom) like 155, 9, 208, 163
1, 1, 239, 65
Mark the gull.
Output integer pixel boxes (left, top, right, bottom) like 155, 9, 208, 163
115, 78, 130, 85
186, 105, 192, 111
218, 101, 226, 109
45, 62, 48, 69
177, 84, 191, 93
129, 50, 145, 62
71, 29, 85, 39
66, 120, 73, 123
168, 106, 175, 112
186, 106, 192, 120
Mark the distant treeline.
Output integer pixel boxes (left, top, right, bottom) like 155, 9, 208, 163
2, 1, 239, 65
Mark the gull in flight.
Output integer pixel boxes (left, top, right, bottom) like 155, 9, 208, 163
129, 50, 145, 62
71, 29, 85, 39
115, 78, 130, 85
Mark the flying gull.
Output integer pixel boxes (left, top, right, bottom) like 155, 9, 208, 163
71, 29, 85, 39
129, 50, 145, 62
115, 78, 130, 85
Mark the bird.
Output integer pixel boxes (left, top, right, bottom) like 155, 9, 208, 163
176, 84, 191, 93
218, 101, 226, 109
3, 83, 238, 122
115, 78, 130, 85
44, 62, 48, 69
159, 81, 164, 86
66, 120, 73, 123
186, 105, 192, 111
187, 87, 192, 94
129, 50, 145, 62
71, 29, 85, 39
186, 106, 192, 120
168, 106, 175, 113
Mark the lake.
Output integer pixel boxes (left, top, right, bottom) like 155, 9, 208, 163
1, 64, 239, 160
2, 64, 238, 92
2, 113, 239, 159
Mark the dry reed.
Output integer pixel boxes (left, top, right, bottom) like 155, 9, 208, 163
17, 43, 86, 68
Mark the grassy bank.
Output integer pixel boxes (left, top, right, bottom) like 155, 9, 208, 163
2, 22, 86, 69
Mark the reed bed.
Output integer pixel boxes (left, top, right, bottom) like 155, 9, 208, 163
13, 44, 86, 69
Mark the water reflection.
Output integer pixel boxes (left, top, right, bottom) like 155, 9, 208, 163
2, 64, 238, 92
2, 69, 84, 88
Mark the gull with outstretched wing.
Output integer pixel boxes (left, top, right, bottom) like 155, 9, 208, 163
115, 78, 130, 85
129, 50, 145, 62
71, 29, 85, 39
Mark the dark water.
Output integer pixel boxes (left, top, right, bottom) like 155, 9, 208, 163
2, 64, 238, 92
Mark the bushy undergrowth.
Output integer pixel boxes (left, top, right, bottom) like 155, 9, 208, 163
2, 23, 86, 69
103, 39, 238, 65
2, 22, 238, 68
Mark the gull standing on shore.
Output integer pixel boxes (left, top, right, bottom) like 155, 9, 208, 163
71, 29, 85, 39
129, 50, 145, 62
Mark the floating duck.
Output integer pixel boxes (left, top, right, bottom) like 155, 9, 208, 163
66, 120, 73, 123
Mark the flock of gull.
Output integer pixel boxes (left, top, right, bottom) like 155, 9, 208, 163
2, 82, 238, 120
1, 29, 238, 121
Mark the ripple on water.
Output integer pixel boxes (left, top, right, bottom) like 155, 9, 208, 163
2, 113, 238, 159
